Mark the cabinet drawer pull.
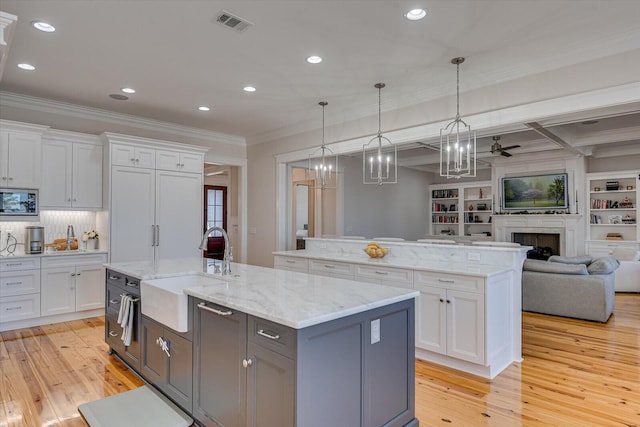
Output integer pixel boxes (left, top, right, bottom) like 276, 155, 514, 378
5, 263, 22, 267
446, 300, 451, 304
125, 281, 138, 287
109, 275, 121, 280
257, 329, 281, 340
198, 302, 233, 316
439, 298, 444, 303
286, 260, 295, 264
438, 278, 455, 283
109, 299, 120, 304
323, 264, 336, 269
109, 331, 119, 337
374, 271, 389, 275
6, 306, 22, 311
5, 281, 23, 286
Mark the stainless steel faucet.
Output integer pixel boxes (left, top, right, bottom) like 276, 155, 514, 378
66, 225, 75, 251
199, 226, 233, 275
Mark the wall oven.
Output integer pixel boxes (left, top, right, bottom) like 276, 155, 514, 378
0, 188, 39, 218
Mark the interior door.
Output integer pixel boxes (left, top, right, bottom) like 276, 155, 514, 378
204, 185, 227, 259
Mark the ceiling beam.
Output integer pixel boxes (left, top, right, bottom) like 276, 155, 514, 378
525, 122, 586, 156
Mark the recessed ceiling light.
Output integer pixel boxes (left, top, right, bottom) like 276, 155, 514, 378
17, 63, 36, 71
243, 86, 256, 92
32, 21, 56, 32
405, 9, 426, 20
198, 106, 211, 112
121, 87, 136, 94
306, 55, 322, 64
109, 94, 129, 101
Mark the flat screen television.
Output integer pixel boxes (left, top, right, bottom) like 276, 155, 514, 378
501, 173, 568, 211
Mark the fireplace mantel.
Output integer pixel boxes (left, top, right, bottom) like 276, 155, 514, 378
493, 214, 585, 256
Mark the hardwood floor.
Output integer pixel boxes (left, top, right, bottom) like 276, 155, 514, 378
1, 294, 638, 426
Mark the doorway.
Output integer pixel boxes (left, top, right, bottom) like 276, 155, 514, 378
293, 180, 315, 249
204, 185, 227, 259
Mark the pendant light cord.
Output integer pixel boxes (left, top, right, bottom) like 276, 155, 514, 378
378, 85, 382, 137
456, 61, 460, 121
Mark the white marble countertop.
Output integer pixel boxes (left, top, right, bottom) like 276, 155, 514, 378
106, 258, 419, 329
0, 249, 108, 259
273, 249, 512, 277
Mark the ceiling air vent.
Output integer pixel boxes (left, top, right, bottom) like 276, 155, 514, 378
215, 10, 253, 32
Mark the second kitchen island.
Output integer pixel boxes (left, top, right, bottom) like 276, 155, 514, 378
105, 259, 420, 427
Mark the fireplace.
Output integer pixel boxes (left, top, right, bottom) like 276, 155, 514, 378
512, 232, 560, 260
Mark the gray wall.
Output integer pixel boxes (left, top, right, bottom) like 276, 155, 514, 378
341, 156, 432, 240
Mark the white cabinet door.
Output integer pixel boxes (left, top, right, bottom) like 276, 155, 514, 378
2, 132, 42, 188
75, 264, 105, 311
41, 266, 76, 316
415, 285, 447, 354
72, 142, 103, 208
40, 140, 73, 207
112, 144, 155, 169
156, 150, 181, 171
110, 166, 156, 263
0, 131, 8, 185
155, 170, 202, 260
447, 289, 485, 365
179, 152, 203, 173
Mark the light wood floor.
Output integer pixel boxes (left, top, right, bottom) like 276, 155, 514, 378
1, 294, 639, 426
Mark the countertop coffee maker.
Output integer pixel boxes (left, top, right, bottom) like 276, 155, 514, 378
25, 226, 44, 254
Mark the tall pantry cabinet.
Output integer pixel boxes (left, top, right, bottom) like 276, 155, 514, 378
102, 133, 208, 263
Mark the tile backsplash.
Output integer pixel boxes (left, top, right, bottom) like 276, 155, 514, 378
0, 210, 98, 247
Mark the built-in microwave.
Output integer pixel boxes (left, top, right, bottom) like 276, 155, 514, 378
0, 188, 39, 217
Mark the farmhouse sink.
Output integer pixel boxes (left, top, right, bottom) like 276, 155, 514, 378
141, 274, 227, 332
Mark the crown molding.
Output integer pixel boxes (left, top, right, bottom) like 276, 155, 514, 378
0, 91, 246, 147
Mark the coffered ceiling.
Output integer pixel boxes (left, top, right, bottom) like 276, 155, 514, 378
1, 0, 639, 166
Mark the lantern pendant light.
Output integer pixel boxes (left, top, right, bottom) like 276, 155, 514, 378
363, 83, 397, 185
440, 57, 476, 179
308, 101, 338, 190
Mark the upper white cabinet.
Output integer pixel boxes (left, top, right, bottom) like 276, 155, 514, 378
111, 143, 155, 169
156, 150, 203, 173
0, 121, 48, 189
40, 130, 103, 209
103, 133, 208, 264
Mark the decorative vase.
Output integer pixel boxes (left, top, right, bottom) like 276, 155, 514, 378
87, 239, 98, 250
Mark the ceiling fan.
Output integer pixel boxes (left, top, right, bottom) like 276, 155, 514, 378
489, 136, 521, 157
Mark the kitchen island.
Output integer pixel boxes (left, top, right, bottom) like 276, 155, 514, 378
104, 258, 420, 427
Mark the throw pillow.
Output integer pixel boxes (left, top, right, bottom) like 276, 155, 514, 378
548, 255, 594, 265
523, 259, 588, 275
587, 257, 621, 275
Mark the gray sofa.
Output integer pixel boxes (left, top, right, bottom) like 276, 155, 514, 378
522, 255, 619, 322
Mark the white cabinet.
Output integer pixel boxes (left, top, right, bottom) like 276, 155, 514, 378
274, 255, 309, 273
40, 132, 103, 209
586, 171, 639, 251
429, 181, 493, 238
414, 271, 485, 365
40, 254, 107, 316
308, 258, 355, 279
156, 150, 203, 173
111, 143, 156, 168
354, 264, 414, 289
0, 258, 41, 323
106, 136, 206, 264
0, 128, 44, 188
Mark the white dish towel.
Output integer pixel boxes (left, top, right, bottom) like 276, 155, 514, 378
117, 294, 135, 346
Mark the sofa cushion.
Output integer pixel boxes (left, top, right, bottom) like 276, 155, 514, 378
587, 257, 620, 275
548, 255, 594, 265
523, 259, 588, 275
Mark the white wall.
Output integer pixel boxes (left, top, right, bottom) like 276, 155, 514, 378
341, 156, 431, 239
587, 154, 640, 173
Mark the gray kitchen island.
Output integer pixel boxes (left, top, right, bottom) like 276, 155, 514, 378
104, 258, 420, 427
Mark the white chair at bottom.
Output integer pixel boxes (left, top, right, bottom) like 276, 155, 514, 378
417, 239, 456, 244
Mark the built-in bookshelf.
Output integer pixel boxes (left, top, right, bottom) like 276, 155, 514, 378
429, 181, 493, 237
585, 171, 639, 255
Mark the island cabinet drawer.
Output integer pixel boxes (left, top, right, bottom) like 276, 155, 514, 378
248, 316, 296, 359
308, 259, 355, 280
274, 256, 309, 273
0, 269, 41, 297
0, 293, 40, 322
355, 265, 414, 289
106, 283, 125, 317
0, 258, 40, 271
106, 270, 141, 296
414, 270, 485, 293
